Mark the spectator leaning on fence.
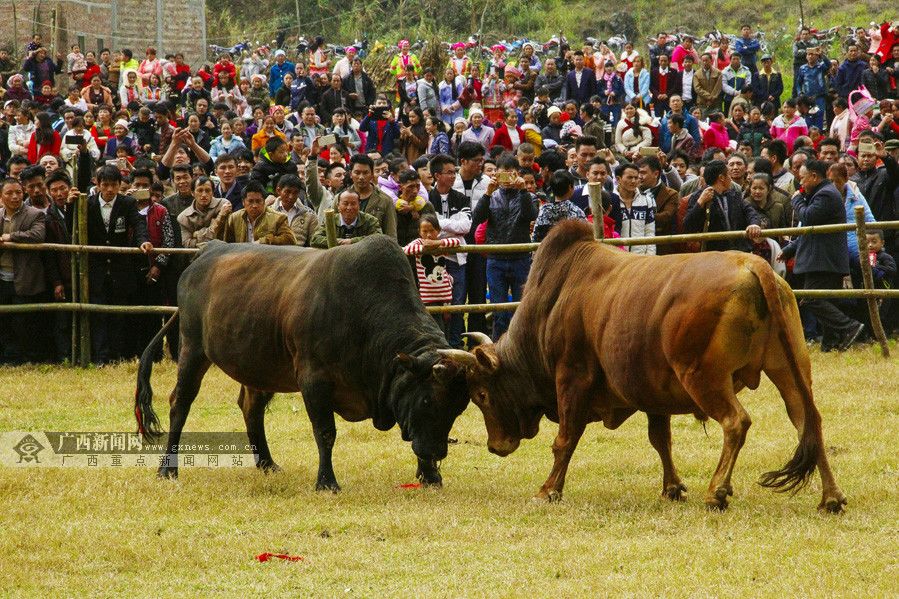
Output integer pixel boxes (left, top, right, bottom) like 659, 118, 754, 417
778, 159, 865, 352
0, 177, 46, 364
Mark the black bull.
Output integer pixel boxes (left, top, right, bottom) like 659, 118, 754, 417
135, 237, 469, 489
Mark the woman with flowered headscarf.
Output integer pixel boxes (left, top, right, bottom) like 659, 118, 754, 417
488, 44, 507, 78
448, 43, 471, 83
390, 40, 421, 82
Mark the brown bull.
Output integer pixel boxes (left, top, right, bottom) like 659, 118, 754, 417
441, 220, 847, 512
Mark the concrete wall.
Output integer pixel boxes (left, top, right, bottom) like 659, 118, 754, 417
0, 0, 207, 66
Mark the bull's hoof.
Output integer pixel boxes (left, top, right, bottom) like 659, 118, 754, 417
819, 494, 848, 514
315, 480, 341, 493
533, 489, 562, 503
662, 482, 688, 501
157, 466, 178, 480
257, 460, 281, 474
705, 488, 730, 511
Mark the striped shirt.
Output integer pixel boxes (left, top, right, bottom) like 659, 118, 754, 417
403, 237, 461, 304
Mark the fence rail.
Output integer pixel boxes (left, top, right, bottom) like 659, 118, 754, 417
2, 205, 895, 362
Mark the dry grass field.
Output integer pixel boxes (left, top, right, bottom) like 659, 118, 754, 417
0, 348, 897, 597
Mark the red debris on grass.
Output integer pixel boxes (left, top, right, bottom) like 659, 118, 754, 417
256, 553, 304, 563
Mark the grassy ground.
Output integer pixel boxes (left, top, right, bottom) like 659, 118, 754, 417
0, 348, 897, 596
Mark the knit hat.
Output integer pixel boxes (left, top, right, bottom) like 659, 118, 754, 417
273, 49, 286, 58
114, 119, 129, 131
504, 65, 522, 79
547, 106, 562, 117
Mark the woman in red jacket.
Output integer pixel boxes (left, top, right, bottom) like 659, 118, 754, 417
27, 112, 61, 164
491, 108, 525, 151
91, 106, 114, 152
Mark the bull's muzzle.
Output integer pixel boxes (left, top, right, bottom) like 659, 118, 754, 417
487, 436, 520, 457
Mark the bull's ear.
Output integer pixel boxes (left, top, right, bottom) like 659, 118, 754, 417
473, 345, 500, 374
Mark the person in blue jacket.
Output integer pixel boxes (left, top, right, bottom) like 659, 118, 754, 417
833, 45, 867, 99
734, 25, 761, 74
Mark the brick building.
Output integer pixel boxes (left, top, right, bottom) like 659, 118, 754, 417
0, 0, 207, 66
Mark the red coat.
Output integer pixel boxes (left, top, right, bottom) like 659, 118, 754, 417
27, 131, 61, 164
81, 63, 101, 88
491, 122, 525, 151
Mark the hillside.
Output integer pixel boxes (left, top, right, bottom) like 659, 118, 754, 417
206, 0, 896, 57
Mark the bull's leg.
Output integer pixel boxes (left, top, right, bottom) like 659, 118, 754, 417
534, 368, 591, 503
764, 365, 847, 513
159, 346, 211, 479
647, 414, 687, 501
680, 375, 751, 511
238, 386, 279, 473
301, 381, 340, 492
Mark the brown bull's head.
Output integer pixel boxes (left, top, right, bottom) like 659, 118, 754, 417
438, 333, 537, 457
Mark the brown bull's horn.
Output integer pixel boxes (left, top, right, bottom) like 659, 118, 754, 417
436, 349, 479, 369
462, 332, 493, 347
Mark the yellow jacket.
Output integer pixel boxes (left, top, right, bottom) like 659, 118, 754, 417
218, 207, 296, 245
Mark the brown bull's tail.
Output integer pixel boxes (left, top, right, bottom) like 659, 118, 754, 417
134, 312, 179, 442
749, 262, 819, 494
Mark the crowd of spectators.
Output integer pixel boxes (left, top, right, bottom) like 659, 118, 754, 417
1, 23, 898, 363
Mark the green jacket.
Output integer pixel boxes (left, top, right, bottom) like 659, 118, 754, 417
310, 211, 382, 249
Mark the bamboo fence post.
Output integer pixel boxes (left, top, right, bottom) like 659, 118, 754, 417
69, 159, 80, 365
325, 210, 338, 248
587, 182, 605, 240
854, 206, 890, 358
77, 193, 91, 366
69, 207, 79, 365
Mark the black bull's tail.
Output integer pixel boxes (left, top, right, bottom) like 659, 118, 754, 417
750, 262, 819, 494
134, 311, 179, 441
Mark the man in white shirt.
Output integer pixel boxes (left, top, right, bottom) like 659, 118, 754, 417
452, 141, 491, 336
680, 55, 696, 109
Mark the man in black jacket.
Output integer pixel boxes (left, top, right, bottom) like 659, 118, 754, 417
683, 160, 763, 252
87, 165, 153, 364
45, 170, 77, 361
779, 160, 864, 351
429, 154, 471, 348
472, 157, 538, 340
342, 58, 377, 115
852, 133, 899, 251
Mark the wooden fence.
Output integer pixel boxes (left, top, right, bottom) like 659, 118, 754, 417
1, 202, 896, 363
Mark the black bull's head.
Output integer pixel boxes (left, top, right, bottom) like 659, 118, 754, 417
438, 333, 539, 458
388, 353, 470, 478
